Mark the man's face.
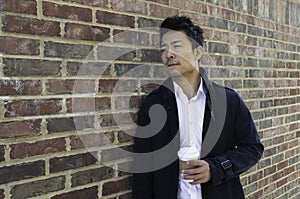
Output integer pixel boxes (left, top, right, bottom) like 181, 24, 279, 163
161, 30, 201, 78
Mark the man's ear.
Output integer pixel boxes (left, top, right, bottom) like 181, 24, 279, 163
194, 46, 202, 60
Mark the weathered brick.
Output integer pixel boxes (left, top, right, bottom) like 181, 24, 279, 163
10, 138, 66, 159
228, 22, 246, 33
47, 116, 94, 133
150, 4, 179, 19
66, 61, 111, 76
208, 42, 229, 53
224, 57, 242, 66
11, 176, 65, 199
114, 96, 141, 110
147, 0, 168, 5
44, 41, 93, 59
99, 112, 135, 127
70, 132, 114, 150
138, 17, 161, 28
102, 177, 132, 196
5, 99, 62, 117
208, 17, 228, 29
96, 11, 135, 27
3, 58, 61, 77
0, 145, 4, 162
43, 2, 92, 21
114, 64, 151, 77
99, 79, 138, 93
101, 145, 132, 162
97, 46, 137, 61
71, 166, 114, 187
111, 0, 147, 14
45, 80, 95, 94
51, 186, 98, 199
117, 130, 134, 143
0, 161, 45, 184
113, 30, 149, 45
0, 120, 41, 138
66, 97, 111, 113
0, 36, 39, 55
0, 0, 36, 14
2, 15, 60, 36
62, 0, 108, 7
50, 152, 97, 173
140, 49, 162, 62
0, 80, 41, 96
64, 23, 110, 41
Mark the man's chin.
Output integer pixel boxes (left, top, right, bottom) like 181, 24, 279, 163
167, 69, 182, 78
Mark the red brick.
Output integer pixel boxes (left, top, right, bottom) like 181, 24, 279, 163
70, 132, 114, 150
51, 186, 98, 199
147, 0, 168, 5
150, 4, 179, 19
66, 97, 111, 113
277, 177, 288, 188
50, 152, 97, 173
0, 0, 37, 14
0, 36, 39, 55
64, 23, 110, 41
5, 99, 62, 117
113, 30, 150, 46
2, 15, 60, 36
0, 80, 41, 96
10, 138, 66, 159
102, 177, 132, 196
62, 0, 108, 7
45, 80, 95, 94
43, 2, 92, 22
99, 79, 138, 93
96, 10, 135, 28
113, 29, 150, 45
0, 120, 41, 138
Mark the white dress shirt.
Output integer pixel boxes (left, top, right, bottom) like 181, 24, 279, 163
174, 78, 206, 199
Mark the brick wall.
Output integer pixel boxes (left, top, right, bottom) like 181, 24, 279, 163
0, 0, 299, 198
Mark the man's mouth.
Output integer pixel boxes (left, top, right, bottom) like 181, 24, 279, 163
167, 63, 180, 67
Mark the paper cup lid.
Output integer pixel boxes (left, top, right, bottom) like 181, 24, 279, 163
177, 147, 200, 160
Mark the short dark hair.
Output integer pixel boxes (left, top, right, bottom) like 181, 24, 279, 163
160, 15, 204, 48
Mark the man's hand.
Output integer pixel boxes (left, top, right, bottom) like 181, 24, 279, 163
181, 160, 211, 184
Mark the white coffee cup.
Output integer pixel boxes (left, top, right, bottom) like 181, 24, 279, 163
178, 147, 200, 182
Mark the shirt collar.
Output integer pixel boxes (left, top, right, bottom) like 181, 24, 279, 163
173, 77, 206, 100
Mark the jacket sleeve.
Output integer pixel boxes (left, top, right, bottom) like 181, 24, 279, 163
203, 92, 264, 186
132, 101, 154, 199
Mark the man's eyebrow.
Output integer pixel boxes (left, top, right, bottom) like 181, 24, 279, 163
161, 40, 183, 47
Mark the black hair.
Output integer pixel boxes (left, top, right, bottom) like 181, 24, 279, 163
160, 15, 204, 49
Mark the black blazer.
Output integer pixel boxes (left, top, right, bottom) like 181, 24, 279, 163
133, 69, 264, 199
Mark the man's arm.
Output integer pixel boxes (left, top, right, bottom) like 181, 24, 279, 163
203, 93, 264, 186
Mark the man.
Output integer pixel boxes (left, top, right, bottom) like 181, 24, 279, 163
133, 15, 264, 199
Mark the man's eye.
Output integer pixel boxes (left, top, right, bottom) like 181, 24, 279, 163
174, 45, 182, 48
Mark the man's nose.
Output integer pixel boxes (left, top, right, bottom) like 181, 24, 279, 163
166, 50, 175, 59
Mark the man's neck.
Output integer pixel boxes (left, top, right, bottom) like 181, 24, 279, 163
173, 72, 201, 100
